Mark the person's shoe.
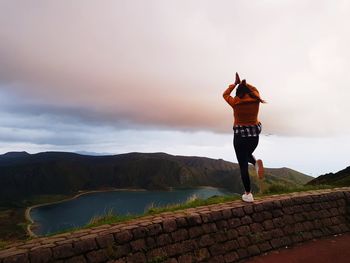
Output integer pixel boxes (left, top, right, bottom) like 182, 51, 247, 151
242, 192, 254, 202
255, 159, 264, 179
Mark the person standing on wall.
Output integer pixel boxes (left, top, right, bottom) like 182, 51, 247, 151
223, 72, 266, 202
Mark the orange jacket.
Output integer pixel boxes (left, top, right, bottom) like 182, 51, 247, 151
223, 83, 261, 126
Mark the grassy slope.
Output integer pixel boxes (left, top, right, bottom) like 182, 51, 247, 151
308, 166, 350, 186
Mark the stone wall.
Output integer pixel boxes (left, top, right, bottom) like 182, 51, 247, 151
1, 187, 350, 263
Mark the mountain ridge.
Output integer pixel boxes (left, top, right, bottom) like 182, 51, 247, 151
0, 151, 313, 204
307, 166, 350, 186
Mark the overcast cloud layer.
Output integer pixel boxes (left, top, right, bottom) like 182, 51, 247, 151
0, 1, 350, 175
1, 0, 350, 136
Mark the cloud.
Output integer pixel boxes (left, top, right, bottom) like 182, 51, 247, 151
0, 0, 350, 136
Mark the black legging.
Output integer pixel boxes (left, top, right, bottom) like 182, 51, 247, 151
233, 135, 259, 193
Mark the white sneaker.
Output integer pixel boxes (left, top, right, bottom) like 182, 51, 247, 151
255, 159, 264, 179
242, 193, 254, 202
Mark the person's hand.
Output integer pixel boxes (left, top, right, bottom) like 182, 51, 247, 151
234, 72, 241, 85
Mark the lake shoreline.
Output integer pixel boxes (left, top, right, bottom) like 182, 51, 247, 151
25, 186, 229, 237
24, 187, 147, 237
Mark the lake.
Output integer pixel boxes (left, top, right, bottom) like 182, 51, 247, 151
30, 187, 235, 236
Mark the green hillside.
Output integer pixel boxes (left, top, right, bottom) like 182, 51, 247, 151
0, 151, 313, 204
307, 166, 350, 186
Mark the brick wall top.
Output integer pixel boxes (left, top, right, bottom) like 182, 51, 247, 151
1, 187, 350, 263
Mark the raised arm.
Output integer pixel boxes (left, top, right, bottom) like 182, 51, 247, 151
223, 72, 240, 107
223, 83, 238, 107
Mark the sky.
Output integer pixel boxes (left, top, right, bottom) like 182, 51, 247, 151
0, 0, 350, 176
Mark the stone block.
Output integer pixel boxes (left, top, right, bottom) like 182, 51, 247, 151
211, 211, 223, 221
241, 216, 253, 225
293, 213, 305, 222
302, 204, 312, 212
270, 238, 284, 249
243, 205, 254, 215
226, 229, 238, 240
114, 231, 133, 244
163, 219, 177, 233
208, 243, 226, 256
272, 217, 285, 228
247, 245, 260, 256
145, 237, 156, 249
262, 220, 274, 231
222, 208, 232, 219
188, 226, 203, 239
202, 223, 217, 234
156, 234, 172, 247
236, 248, 248, 259
272, 200, 282, 209
171, 229, 189, 242
254, 204, 264, 212
216, 220, 229, 230
52, 244, 76, 259
113, 244, 131, 258
180, 240, 198, 254
252, 213, 264, 223
250, 222, 264, 233
237, 236, 250, 248
227, 218, 241, 229
258, 242, 272, 252
272, 209, 284, 217
130, 239, 146, 252
126, 252, 146, 263
237, 225, 250, 236
96, 234, 115, 249
86, 249, 109, 263
146, 248, 167, 262
178, 253, 193, 263
231, 207, 245, 217
187, 214, 202, 226
224, 251, 239, 263
262, 211, 273, 220
165, 243, 182, 257
271, 229, 284, 238
280, 198, 293, 207
212, 232, 228, 243
194, 248, 210, 262
200, 213, 213, 224
282, 214, 295, 224
147, 224, 162, 236
223, 240, 239, 251
176, 217, 188, 228
262, 201, 274, 211
73, 238, 98, 254
198, 234, 215, 247
301, 232, 313, 241
29, 247, 52, 263
132, 227, 148, 239
3, 253, 29, 263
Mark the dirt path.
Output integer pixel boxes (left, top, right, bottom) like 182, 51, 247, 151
245, 233, 350, 263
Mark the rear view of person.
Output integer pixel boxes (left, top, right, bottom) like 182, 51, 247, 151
223, 73, 265, 202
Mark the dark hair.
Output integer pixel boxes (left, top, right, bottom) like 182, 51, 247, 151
236, 79, 266, 103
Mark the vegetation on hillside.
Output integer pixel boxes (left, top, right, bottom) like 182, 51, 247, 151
0, 152, 313, 204
307, 166, 350, 187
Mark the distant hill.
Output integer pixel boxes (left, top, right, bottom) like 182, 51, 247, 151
0, 151, 313, 203
307, 166, 350, 186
